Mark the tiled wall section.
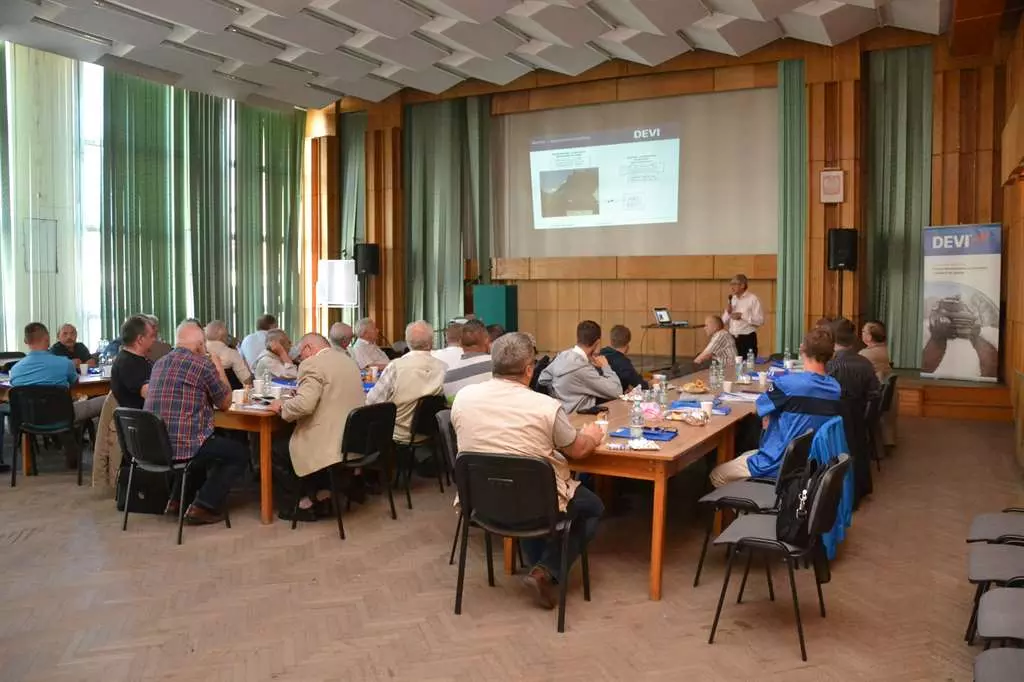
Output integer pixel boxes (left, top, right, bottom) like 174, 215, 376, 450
492, 255, 776, 357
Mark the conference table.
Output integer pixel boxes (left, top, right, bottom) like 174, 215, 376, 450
213, 405, 284, 525
503, 371, 762, 601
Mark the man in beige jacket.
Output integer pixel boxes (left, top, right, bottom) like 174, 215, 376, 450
269, 333, 365, 522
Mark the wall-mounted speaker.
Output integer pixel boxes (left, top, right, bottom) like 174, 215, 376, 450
354, 243, 380, 276
827, 228, 858, 271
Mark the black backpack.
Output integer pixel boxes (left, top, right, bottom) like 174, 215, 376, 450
776, 458, 830, 546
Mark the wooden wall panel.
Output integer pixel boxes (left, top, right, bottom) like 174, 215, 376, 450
616, 256, 714, 280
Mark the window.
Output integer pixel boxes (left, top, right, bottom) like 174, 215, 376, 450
77, 61, 103, 351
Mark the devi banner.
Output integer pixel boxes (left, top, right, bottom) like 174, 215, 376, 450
921, 224, 1002, 382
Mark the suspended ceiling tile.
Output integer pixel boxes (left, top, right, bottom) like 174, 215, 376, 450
515, 40, 607, 75
0, 20, 111, 62
413, 0, 519, 24
375, 63, 463, 93
779, 0, 880, 46
421, 18, 522, 59
684, 12, 782, 56
224, 59, 312, 87
244, 11, 354, 52
185, 28, 284, 63
245, 92, 298, 111
318, 74, 401, 100
117, 0, 242, 33
440, 52, 531, 84
238, 0, 311, 16
125, 41, 225, 76
290, 48, 374, 79
545, 0, 591, 7
175, 69, 260, 99
845, 0, 889, 8
704, 0, 808, 22
347, 32, 447, 69
885, 0, 951, 34
592, 0, 708, 35
504, 1, 607, 48
0, 0, 46, 25
258, 82, 340, 107
94, 53, 182, 85
313, 0, 426, 39
595, 28, 692, 66
49, 4, 174, 48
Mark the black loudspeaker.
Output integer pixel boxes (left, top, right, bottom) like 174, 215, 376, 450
827, 228, 858, 271
354, 243, 380, 276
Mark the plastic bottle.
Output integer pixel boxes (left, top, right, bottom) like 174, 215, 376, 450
783, 346, 791, 363
629, 399, 645, 439
747, 348, 755, 372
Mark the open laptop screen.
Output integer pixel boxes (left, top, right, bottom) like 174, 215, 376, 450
653, 308, 671, 325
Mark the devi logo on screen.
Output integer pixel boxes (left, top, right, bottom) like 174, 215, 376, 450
633, 128, 662, 139
923, 224, 1002, 256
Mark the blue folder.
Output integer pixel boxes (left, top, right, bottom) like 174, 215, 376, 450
670, 399, 721, 409
609, 427, 678, 441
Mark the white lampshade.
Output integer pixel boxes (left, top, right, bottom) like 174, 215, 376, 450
316, 259, 358, 308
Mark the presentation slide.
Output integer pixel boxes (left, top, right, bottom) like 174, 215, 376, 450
529, 125, 680, 230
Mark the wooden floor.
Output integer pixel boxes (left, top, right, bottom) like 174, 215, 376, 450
0, 417, 1020, 682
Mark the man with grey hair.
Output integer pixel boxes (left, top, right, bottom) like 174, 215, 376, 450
142, 314, 173, 362
367, 320, 446, 442
352, 317, 390, 370
443, 320, 492, 398
328, 322, 354, 354
452, 332, 605, 609
205, 320, 251, 386
268, 332, 365, 521
722, 273, 763, 358
252, 329, 298, 380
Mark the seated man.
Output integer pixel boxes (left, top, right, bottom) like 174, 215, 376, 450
50, 323, 95, 369
239, 314, 278, 368
443, 320, 493, 398
710, 327, 841, 487
452, 332, 605, 608
694, 315, 738, 367
143, 315, 173, 361
351, 317, 391, 370
205, 320, 251, 387
486, 324, 505, 344
431, 322, 464, 369
366, 320, 446, 443
111, 315, 156, 409
539, 320, 622, 413
251, 329, 298, 381
328, 322, 354, 354
145, 322, 248, 524
9, 322, 105, 424
598, 324, 648, 392
268, 333, 365, 521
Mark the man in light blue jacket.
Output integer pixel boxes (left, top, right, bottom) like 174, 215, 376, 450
539, 320, 622, 414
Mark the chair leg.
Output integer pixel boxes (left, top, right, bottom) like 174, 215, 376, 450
765, 556, 775, 602
330, 467, 345, 540
965, 582, 984, 642
581, 544, 591, 602
176, 470, 188, 546
454, 511, 471, 615
290, 493, 301, 531
431, 443, 444, 494
402, 445, 414, 510
383, 454, 398, 521
693, 508, 715, 587
10, 432, 19, 487
709, 545, 738, 644
813, 556, 826, 618
448, 515, 462, 565
786, 558, 807, 662
29, 436, 39, 476
484, 532, 495, 587
557, 525, 571, 634
121, 461, 136, 531
737, 549, 753, 604
517, 542, 526, 574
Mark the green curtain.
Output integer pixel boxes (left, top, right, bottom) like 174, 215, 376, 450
866, 46, 933, 368
233, 104, 306, 339
0, 44, 10, 349
404, 96, 490, 328
776, 60, 807, 354
340, 110, 367, 253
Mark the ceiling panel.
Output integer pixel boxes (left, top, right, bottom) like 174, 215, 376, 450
4, 0, 952, 108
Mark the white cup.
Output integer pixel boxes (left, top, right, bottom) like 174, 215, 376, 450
253, 379, 265, 396
101, 364, 112, 378
722, 380, 733, 393
700, 401, 714, 417
784, 359, 794, 370
231, 389, 245, 405
758, 371, 768, 386
270, 385, 283, 399
79, 364, 90, 376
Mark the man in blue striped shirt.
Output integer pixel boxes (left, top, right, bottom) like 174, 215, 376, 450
710, 327, 841, 487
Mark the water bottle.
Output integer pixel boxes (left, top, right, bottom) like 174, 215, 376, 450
783, 346, 791, 363
263, 368, 272, 389
747, 348, 755, 372
735, 355, 744, 380
629, 399, 644, 439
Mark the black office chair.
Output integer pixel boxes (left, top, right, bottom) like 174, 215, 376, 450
530, 355, 552, 394
113, 407, 230, 545
394, 394, 448, 507
8, 386, 83, 487
693, 430, 815, 587
453, 451, 592, 633
864, 394, 884, 472
289, 403, 399, 539
708, 454, 851, 661
0, 351, 24, 375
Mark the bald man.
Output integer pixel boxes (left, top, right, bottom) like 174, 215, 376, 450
50, 323, 95, 368
367, 320, 446, 442
328, 322, 354, 354
144, 321, 249, 525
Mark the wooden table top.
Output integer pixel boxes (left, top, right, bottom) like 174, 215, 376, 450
0, 374, 111, 389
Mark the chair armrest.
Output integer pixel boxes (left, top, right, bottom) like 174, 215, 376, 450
995, 535, 1024, 546
737, 537, 791, 555
1002, 507, 1024, 514
1005, 576, 1024, 588
748, 477, 775, 485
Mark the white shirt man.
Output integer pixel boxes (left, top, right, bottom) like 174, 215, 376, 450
366, 321, 445, 442
721, 273, 764, 358
351, 317, 391, 370
240, 314, 278, 368
432, 323, 464, 369
442, 321, 492, 397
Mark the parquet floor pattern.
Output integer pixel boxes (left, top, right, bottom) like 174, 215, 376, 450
0, 417, 1019, 681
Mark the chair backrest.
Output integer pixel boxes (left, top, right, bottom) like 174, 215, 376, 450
112, 407, 176, 469
455, 451, 560, 531
435, 409, 458, 472
341, 402, 397, 461
224, 367, 244, 391
8, 386, 75, 431
806, 453, 852, 538
0, 351, 25, 361
530, 355, 551, 393
879, 374, 898, 413
1, 360, 20, 374
863, 393, 881, 424
410, 394, 448, 439
774, 429, 814, 495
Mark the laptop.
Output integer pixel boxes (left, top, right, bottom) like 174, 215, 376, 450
652, 307, 688, 327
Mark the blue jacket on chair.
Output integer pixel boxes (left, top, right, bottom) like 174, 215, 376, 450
810, 416, 854, 560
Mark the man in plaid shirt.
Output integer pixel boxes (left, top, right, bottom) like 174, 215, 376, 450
145, 322, 248, 525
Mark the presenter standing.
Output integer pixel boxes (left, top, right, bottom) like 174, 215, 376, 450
723, 274, 764, 358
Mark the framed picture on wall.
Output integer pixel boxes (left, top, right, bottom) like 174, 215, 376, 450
820, 169, 844, 204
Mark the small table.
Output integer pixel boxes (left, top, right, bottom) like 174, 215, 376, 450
214, 406, 285, 525
642, 323, 689, 377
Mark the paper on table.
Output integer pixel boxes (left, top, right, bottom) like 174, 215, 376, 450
719, 391, 759, 403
